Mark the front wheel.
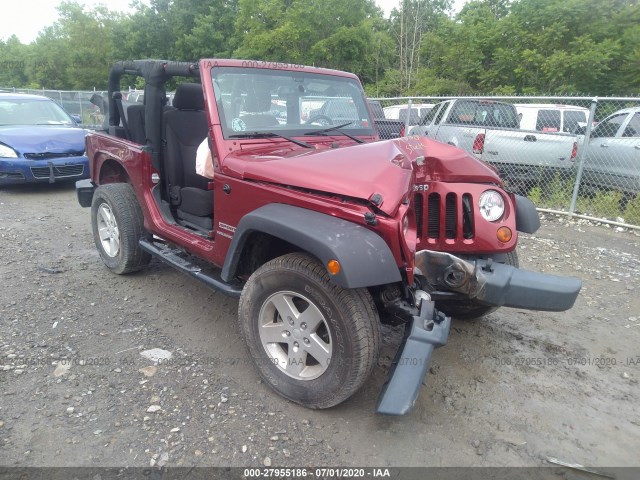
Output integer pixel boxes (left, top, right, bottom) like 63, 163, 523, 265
91, 183, 151, 274
238, 253, 380, 409
436, 250, 519, 320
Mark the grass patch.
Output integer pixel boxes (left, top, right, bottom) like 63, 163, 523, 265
623, 194, 640, 225
524, 175, 639, 226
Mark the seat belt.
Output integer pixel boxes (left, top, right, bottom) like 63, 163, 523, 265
112, 92, 130, 140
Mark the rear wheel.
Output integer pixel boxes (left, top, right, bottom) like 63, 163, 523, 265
238, 252, 380, 409
436, 250, 519, 320
91, 183, 151, 274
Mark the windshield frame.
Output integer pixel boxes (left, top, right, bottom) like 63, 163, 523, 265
210, 66, 376, 140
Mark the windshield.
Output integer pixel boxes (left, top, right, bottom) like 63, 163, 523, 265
211, 67, 375, 138
0, 98, 75, 126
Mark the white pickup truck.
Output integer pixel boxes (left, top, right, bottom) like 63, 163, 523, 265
409, 99, 579, 186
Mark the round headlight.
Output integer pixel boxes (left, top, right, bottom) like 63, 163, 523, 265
478, 190, 505, 222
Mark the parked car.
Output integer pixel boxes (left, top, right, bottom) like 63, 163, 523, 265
515, 103, 591, 133
57, 98, 100, 121
0, 93, 89, 184
367, 99, 405, 139
383, 103, 434, 131
409, 99, 579, 185
76, 60, 580, 416
581, 107, 640, 195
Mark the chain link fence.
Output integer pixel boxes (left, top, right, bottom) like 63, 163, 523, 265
370, 96, 640, 229
2, 87, 638, 228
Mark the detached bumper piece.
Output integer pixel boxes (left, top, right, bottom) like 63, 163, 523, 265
415, 250, 582, 312
376, 300, 451, 416
76, 179, 96, 208
475, 260, 581, 311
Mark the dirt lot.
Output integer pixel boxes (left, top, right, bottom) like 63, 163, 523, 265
0, 183, 638, 470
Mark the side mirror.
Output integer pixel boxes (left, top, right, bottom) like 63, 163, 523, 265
70, 114, 82, 124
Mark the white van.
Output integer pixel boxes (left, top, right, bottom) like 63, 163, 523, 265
515, 103, 590, 134
383, 103, 434, 128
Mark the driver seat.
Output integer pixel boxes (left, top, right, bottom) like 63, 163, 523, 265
163, 83, 213, 231
240, 83, 279, 129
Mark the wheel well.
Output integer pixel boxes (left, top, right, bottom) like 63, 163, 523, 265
99, 159, 130, 184
236, 232, 302, 279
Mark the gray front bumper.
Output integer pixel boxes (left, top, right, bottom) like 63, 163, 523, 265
415, 250, 582, 312
376, 300, 451, 416
474, 259, 581, 311
76, 179, 95, 208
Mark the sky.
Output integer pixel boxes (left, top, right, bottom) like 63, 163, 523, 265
2, 0, 465, 44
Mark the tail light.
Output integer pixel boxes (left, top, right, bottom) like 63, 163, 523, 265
472, 133, 485, 154
400, 125, 405, 137
571, 141, 578, 161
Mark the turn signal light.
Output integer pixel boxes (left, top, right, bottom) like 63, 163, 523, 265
497, 226, 512, 243
327, 260, 341, 275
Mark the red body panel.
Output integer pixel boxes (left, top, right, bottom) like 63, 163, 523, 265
86, 59, 519, 279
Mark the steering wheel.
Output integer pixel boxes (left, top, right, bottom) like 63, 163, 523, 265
305, 115, 333, 126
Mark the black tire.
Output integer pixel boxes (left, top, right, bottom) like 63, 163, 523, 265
91, 183, 151, 274
436, 250, 519, 320
238, 252, 380, 409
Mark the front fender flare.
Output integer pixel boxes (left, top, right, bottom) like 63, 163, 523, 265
221, 204, 402, 289
514, 194, 540, 234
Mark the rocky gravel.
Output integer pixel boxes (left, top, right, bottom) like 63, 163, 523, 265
0, 183, 638, 470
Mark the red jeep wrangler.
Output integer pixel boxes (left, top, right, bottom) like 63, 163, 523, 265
76, 60, 581, 415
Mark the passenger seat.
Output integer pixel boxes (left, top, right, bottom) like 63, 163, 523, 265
163, 83, 213, 231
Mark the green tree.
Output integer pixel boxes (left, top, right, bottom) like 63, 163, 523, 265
389, 0, 452, 91
0, 36, 30, 87
173, 0, 240, 60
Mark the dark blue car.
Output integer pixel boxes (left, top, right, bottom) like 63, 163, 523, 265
0, 93, 89, 184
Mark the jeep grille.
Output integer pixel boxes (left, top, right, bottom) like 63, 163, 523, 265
415, 191, 475, 241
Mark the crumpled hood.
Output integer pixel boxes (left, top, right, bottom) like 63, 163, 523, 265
223, 136, 502, 216
0, 126, 86, 156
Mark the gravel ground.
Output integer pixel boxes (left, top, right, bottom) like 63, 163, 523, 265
0, 183, 638, 470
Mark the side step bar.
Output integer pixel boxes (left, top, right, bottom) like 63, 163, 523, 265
376, 299, 451, 416
139, 239, 242, 298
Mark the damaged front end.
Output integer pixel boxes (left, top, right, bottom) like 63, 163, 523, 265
375, 139, 581, 415
376, 248, 582, 415
414, 250, 582, 312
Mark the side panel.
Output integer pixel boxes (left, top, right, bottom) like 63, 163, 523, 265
221, 204, 402, 289
434, 124, 484, 152
481, 129, 576, 168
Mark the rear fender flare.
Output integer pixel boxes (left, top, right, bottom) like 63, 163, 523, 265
221, 204, 402, 289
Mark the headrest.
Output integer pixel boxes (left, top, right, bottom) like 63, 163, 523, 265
173, 83, 204, 111
243, 85, 272, 113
